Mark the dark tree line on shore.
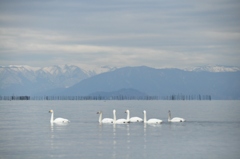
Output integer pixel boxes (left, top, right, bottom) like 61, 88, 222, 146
0, 94, 211, 100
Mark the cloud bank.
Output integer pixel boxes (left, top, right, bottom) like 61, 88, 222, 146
0, 0, 239, 68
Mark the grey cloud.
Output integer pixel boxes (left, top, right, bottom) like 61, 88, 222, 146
0, 0, 239, 68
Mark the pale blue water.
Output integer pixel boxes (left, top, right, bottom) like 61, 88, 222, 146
0, 100, 240, 159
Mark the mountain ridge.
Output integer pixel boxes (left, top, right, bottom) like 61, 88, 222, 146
0, 65, 240, 99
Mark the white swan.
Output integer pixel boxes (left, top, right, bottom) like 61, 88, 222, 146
49, 110, 70, 123
168, 110, 185, 122
97, 111, 113, 124
113, 109, 129, 124
143, 110, 162, 124
125, 110, 143, 122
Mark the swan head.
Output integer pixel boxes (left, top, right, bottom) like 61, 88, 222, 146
113, 109, 116, 113
125, 110, 129, 113
143, 110, 146, 114
49, 110, 53, 113
97, 111, 102, 114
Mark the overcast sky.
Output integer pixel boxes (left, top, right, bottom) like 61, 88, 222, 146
0, 0, 239, 68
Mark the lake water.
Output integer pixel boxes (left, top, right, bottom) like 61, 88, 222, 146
0, 100, 240, 159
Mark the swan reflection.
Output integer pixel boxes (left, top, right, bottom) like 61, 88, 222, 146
112, 123, 130, 159
50, 122, 69, 139
112, 124, 116, 159
49, 122, 68, 150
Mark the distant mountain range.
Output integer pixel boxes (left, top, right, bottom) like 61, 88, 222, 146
0, 65, 239, 99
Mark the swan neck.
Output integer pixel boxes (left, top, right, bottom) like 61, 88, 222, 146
99, 113, 102, 123
126, 111, 130, 120
168, 111, 171, 121
50, 112, 54, 123
143, 112, 147, 122
113, 111, 116, 123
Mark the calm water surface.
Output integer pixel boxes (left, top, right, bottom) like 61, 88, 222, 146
0, 100, 240, 159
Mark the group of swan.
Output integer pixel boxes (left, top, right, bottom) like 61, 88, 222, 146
48, 109, 185, 124
97, 109, 129, 124
97, 109, 185, 124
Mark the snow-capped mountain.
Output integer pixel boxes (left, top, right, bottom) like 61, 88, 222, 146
0, 64, 117, 95
184, 65, 240, 72
0, 65, 37, 89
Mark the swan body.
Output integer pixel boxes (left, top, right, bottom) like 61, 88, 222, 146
97, 111, 113, 124
49, 110, 70, 123
168, 110, 185, 122
125, 110, 143, 122
143, 110, 162, 124
113, 110, 129, 124
116, 118, 128, 124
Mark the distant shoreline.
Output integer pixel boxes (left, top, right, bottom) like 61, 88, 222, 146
0, 94, 211, 101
